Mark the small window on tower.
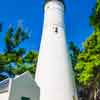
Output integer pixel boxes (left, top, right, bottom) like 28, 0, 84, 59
55, 27, 58, 33
21, 96, 30, 100
52, 26, 59, 33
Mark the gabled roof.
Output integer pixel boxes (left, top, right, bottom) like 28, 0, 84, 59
14, 71, 38, 88
0, 78, 11, 93
0, 71, 39, 94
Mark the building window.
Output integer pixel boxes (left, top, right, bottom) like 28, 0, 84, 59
55, 27, 58, 33
21, 96, 30, 100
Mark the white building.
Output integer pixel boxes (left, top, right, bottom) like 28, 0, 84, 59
35, 0, 78, 100
0, 72, 40, 100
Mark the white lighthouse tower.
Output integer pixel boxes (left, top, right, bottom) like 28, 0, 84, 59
35, 0, 78, 100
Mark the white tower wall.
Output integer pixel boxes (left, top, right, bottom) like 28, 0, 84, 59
35, 1, 78, 100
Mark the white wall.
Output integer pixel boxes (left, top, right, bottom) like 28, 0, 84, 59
35, 1, 78, 100
0, 92, 9, 100
9, 73, 40, 100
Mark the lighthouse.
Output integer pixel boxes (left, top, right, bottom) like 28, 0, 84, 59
35, 0, 78, 100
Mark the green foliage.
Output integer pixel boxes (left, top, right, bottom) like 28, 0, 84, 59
12, 51, 38, 77
5, 25, 29, 52
74, 1, 100, 99
24, 51, 38, 64
69, 41, 81, 87
75, 31, 100, 86
90, 0, 100, 31
0, 23, 38, 81
69, 41, 80, 69
11, 63, 36, 78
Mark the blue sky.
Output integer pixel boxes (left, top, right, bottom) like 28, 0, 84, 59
0, 0, 96, 52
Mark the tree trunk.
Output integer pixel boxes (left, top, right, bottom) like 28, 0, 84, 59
88, 74, 100, 100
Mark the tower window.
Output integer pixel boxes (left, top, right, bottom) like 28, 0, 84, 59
21, 96, 30, 100
52, 25, 59, 33
55, 27, 58, 33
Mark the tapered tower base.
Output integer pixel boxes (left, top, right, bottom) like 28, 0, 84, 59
35, 1, 78, 100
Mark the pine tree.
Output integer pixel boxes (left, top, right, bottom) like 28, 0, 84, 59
0, 23, 38, 81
